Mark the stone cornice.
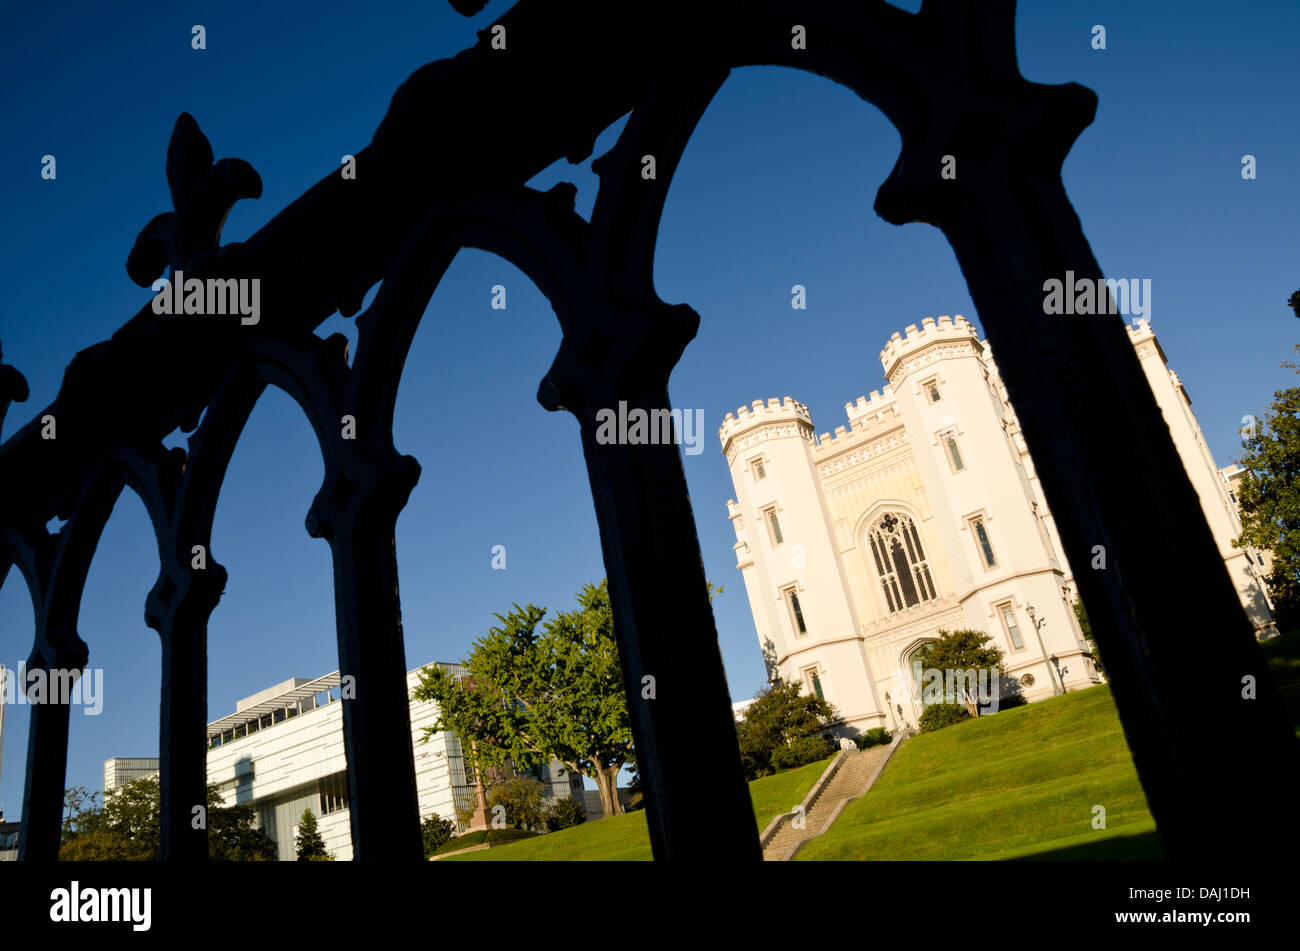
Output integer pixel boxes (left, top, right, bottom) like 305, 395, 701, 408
723, 419, 814, 464
816, 429, 910, 478
885, 338, 983, 387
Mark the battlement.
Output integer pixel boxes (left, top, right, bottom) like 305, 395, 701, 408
1125, 317, 1153, 340
811, 387, 905, 457
719, 396, 813, 450
1126, 318, 1168, 364
879, 314, 980, 378
844, 386, 898, 427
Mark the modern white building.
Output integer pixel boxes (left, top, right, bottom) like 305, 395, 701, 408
720, 316, 1277, 735
106, 661, 583, 860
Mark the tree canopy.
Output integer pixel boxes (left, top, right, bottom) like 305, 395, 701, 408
412, 578, 633, 819
736, 680, 838, 780
60, 776, 278, 861
915, 628, 1008, 719
1235, 333, 1300, 634
295, 808, 332, 861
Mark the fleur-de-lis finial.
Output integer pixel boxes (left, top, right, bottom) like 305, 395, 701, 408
126, 113, 262, 287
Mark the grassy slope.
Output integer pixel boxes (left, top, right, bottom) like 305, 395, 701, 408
442, 755, 834, 861
431, 828, 537, 856
798, 685, 1162, 861
445, 640, 1300, 862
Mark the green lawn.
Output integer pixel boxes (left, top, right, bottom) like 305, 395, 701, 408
797, 686, 1162, 860
444, 650, 1300, 862
441, 755, 834, 861
431, 827, 537, 856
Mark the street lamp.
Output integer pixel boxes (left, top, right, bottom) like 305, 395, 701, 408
1025, 604, 1064, 696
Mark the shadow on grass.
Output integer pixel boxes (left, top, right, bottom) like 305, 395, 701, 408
1011, 829, 1165, 861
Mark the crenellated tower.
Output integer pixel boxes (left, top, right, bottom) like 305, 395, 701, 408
880, 315, 1097, 698
721, 398, 886, 731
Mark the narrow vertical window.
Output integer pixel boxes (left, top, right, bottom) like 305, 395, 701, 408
926, 381, 941, 403
999, 603, 1024, 650
752, 457, 767, 481
765, 507, 784, 545
971, 517, 996, 568
786, 588, 808, 636
945, 434, 966, 472
806, 669, 824, 700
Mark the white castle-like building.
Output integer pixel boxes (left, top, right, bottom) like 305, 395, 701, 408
720, 316, 1277, 735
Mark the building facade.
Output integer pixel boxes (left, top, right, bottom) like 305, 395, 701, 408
107, 661, 583, 860
0, 817, 16, 862
720, 316, 1277, 735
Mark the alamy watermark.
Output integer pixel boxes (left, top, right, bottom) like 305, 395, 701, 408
50, 881, 150, 931
912, 661, 1000, 714
1042, 271, 1150, 320
151, 270, 260, 325
1, 662, 103, 715
594, 401, 706, 456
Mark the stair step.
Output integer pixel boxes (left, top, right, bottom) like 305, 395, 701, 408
761, 744, 897, 860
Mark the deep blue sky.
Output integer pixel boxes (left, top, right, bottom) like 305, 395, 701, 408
2, 0, 1298, 811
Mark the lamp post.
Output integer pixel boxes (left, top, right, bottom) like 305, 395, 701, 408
1025, 604, 1064, 696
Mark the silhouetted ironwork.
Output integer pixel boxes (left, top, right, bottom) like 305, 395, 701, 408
1, 0, 1296, 863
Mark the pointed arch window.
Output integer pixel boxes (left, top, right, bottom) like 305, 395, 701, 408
868, 512, 938, 613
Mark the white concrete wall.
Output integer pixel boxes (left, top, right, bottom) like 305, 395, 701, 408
1130, 321, 1277, 636
721, 399, 883, 733
206, 664, 469, 860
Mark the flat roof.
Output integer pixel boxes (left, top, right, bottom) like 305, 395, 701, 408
205, 662, 460, 741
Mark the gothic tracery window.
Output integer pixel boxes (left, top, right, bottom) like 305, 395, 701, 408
868, 512, 938, 613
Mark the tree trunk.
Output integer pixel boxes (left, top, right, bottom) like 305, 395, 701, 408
593, 765, 623, 818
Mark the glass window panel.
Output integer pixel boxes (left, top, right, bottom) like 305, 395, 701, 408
946, 435, 965, 472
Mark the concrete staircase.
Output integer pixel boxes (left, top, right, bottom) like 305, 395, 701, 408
760, 738, 900, 861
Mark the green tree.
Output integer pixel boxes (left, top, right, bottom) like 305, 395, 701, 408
294, 808, 331, 861
61, 786, 104, 843
735, 680, 838, 780
412, 579, 634, 819
208, 798, 278, 861
914, 629, 1006, 719
1235, 340, 1300, 634
486, 775, 548, 832
59, 776, 277, 861
1072, 598, 1105, 676
100, 774, 161, 845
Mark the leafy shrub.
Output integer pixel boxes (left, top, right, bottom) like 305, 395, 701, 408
421, 814, 456, 858
919, 703, 971, 733
543, 796, 587, 832
771, 734, 837, 772
487, 776, 548, 832
856, 727, 892, 750
736, 681, 839, 779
